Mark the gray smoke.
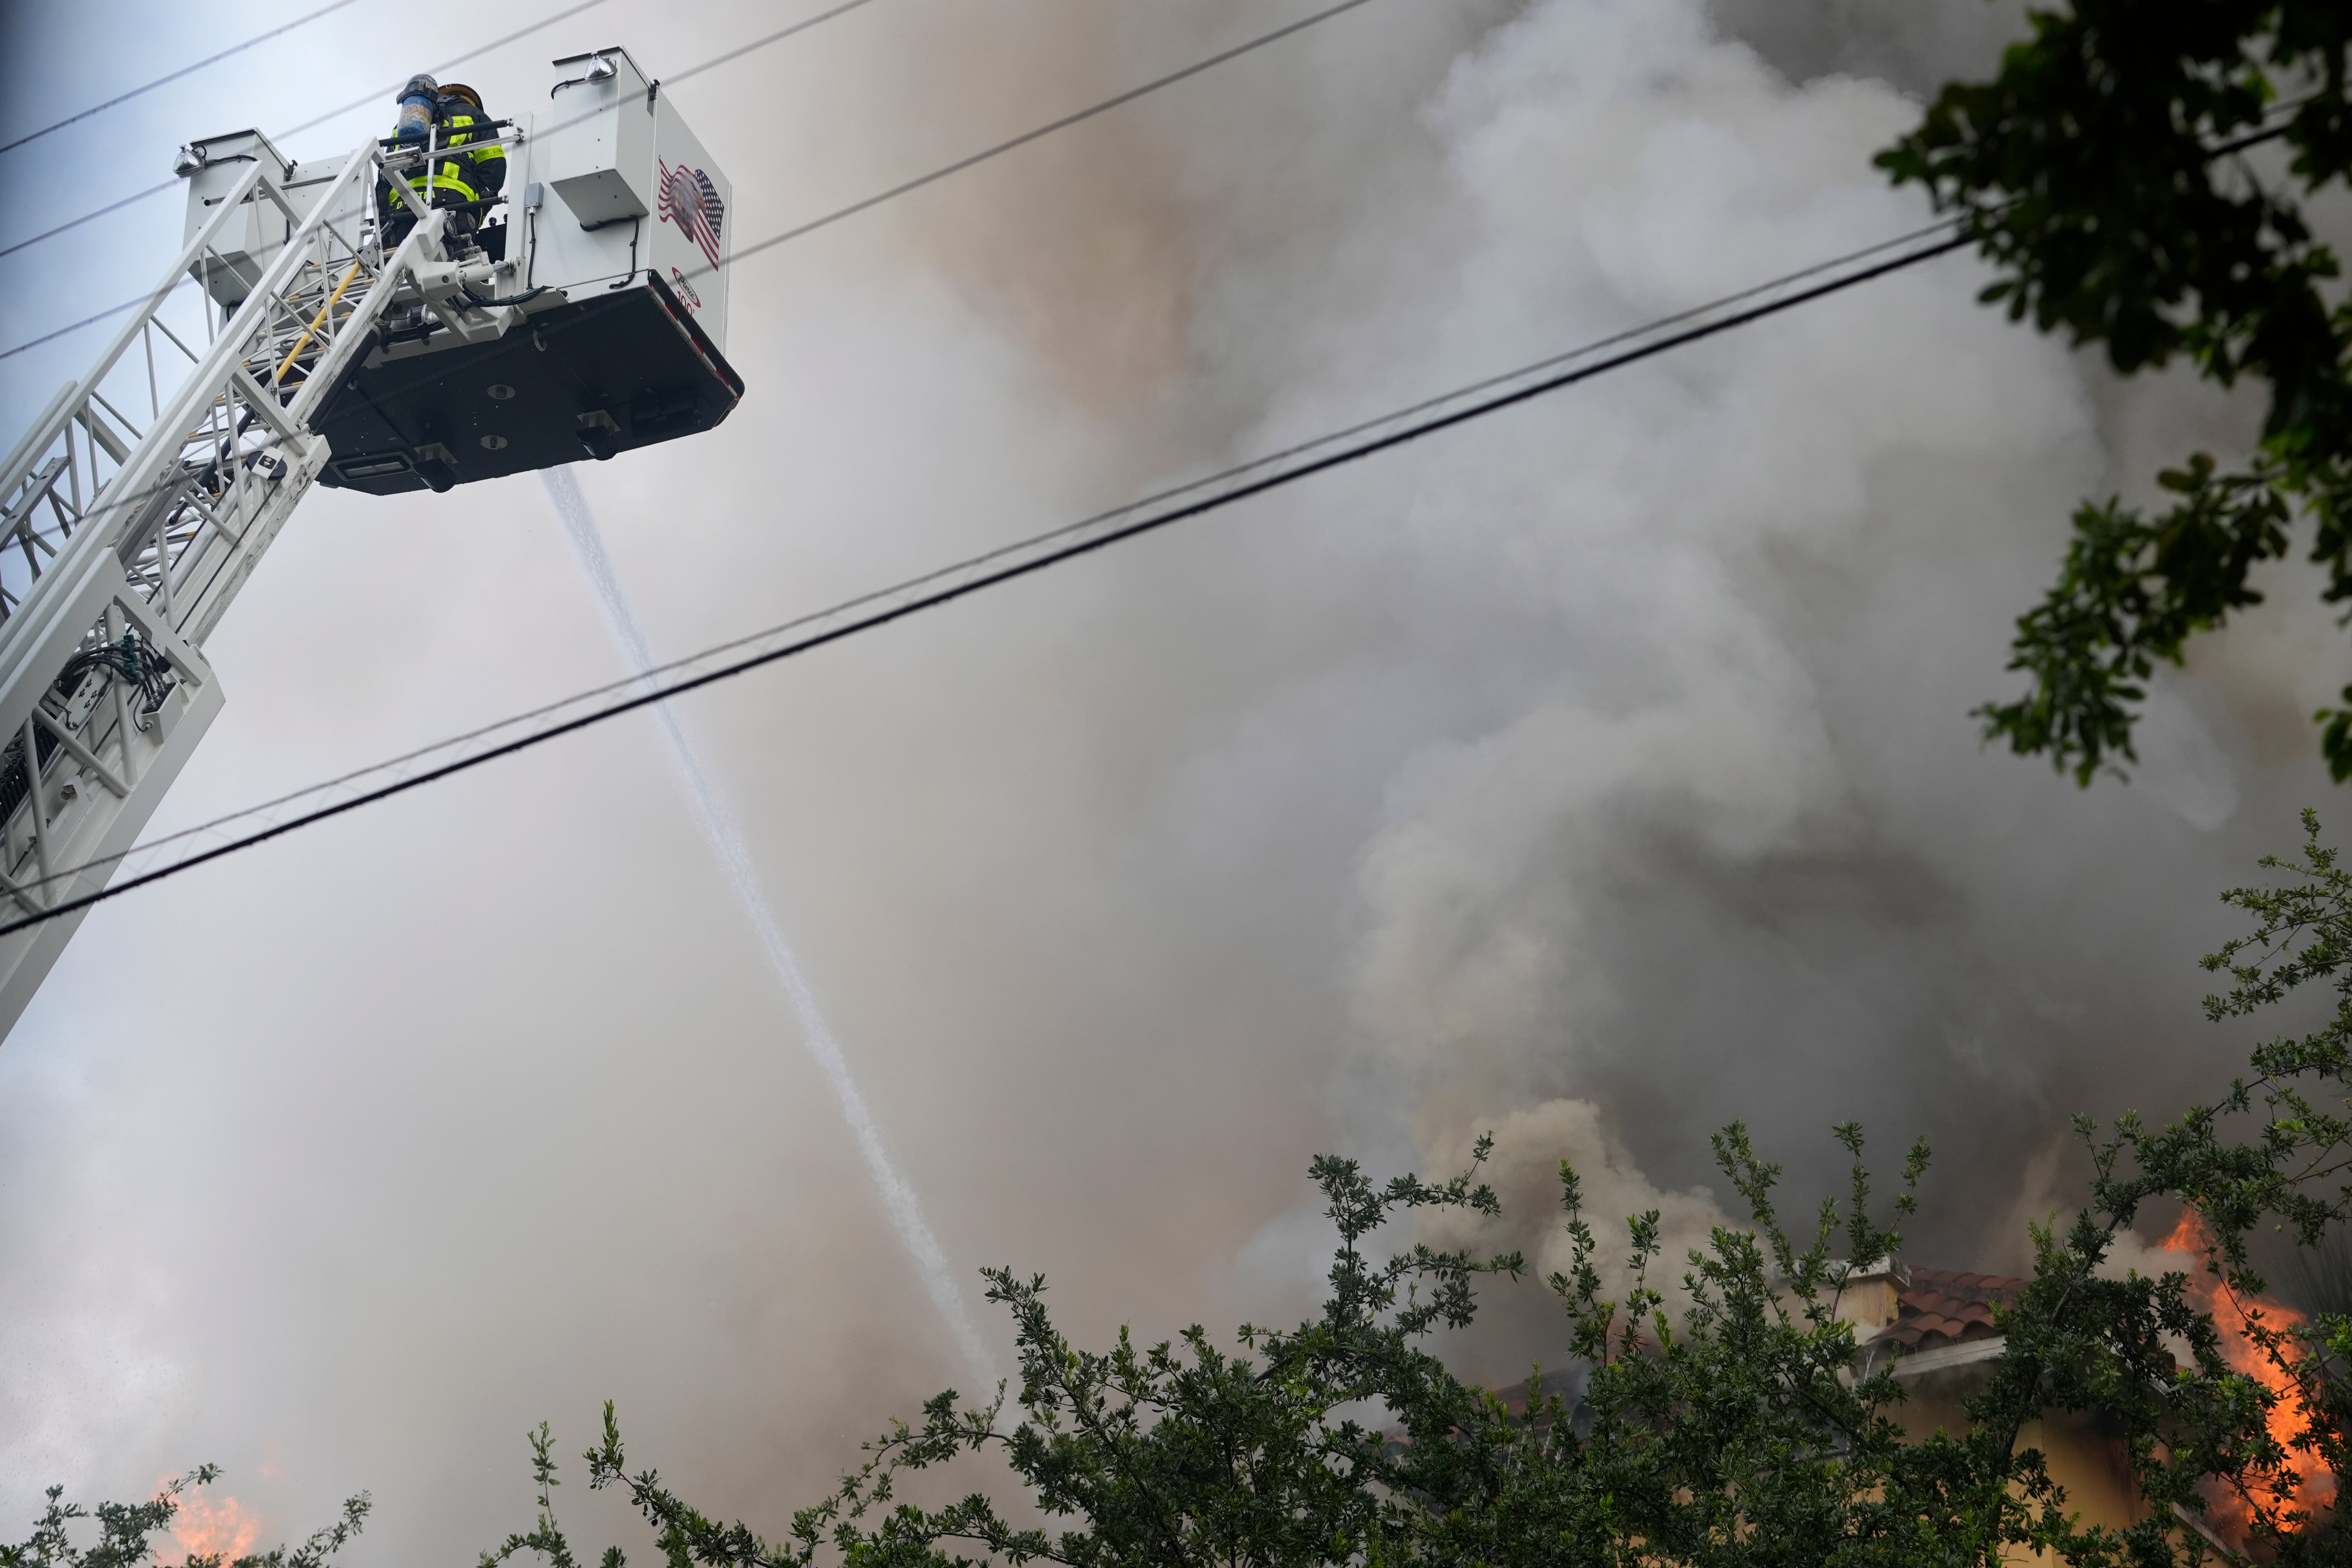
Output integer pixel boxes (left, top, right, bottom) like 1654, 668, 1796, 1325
0, 0, 2340, 1557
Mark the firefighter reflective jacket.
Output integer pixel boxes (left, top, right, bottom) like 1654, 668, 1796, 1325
426, 109, 506, 205
378, 107, 506, 229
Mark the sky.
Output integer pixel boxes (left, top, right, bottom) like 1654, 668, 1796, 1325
2, 0, 2346, 1561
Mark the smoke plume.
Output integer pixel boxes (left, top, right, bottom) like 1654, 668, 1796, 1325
2, 0, 2343, 1555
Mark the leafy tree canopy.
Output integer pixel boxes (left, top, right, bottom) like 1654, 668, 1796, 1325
1875, 2, 2352, 781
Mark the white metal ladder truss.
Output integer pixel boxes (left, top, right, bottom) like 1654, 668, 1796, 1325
0, 138, 522, 1035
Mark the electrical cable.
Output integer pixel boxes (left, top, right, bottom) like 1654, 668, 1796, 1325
657, 0, 884, 90
3, 3, 2326, 333
430, 0, 886, 320
0, 0, 370, 158
0, 218, 1972, 936
0, 0, 889, 271
4, 184, 189, 267
458, 283, 550, 310
0, 280, 194, 363
284, 0, 1400, 412
271, 0, 615, 144
0, 19, 2320, 912
0, 0, 616, 267
691, 65, 2326, 284
0, 0, 1371, 362
0, 183, 187, 266
690, 0, 1382, 277
9, 0, 2299, 364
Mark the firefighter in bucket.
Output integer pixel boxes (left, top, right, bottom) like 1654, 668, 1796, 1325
378, 76, 507, 255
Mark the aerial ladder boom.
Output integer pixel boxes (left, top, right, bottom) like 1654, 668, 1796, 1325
0, 147, 446, 1035
0, 48, 741, 1038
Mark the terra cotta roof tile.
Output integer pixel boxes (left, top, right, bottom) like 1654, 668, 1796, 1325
1869, 1264, 2026, 1354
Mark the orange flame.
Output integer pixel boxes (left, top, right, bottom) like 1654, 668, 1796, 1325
165, 1489, 261, 1565
2161, 1212, 2337, 1539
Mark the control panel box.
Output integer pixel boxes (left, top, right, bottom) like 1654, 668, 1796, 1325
524, 47, 732, 349
179, 130, 295, 307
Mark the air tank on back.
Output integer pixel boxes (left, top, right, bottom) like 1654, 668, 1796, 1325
177, 46, 742, 495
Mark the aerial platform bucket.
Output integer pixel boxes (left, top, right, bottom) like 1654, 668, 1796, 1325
179, 45, 742, 497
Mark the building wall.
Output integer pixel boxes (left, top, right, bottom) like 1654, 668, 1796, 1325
1889, 1352, 2145, 1556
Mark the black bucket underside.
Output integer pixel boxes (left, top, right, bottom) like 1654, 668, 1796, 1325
311, 273, 744, 496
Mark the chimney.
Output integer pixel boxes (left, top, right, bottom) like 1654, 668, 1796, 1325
1833, 1257, 1909, 1335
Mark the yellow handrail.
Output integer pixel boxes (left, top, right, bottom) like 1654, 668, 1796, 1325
271, 261, 365, 386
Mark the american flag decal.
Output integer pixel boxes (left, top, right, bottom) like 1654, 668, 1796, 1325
658, 159, 725, 270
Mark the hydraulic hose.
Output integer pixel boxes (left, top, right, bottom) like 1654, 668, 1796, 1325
458, 282, 548, 310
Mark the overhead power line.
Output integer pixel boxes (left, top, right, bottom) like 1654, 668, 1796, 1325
0, 0, 1374, 363
0, 217, 1971, 938
0, 0, 369, 158
0, 10, 2321, 335
0, 0, 617, 267
0, 282, 196, 364
0, 183, 184, 267
272, 0, 620, 143
0, 0, 890, 365
700, 0, 1382, 271
659, 0, 885, 88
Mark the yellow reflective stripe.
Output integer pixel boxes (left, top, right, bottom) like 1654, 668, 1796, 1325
435, 117, 503, 165
422, 114, 502, 197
